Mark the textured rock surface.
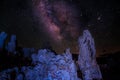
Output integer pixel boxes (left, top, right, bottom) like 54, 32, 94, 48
78, 30, 102, 80
0, 30, 103, 80
30, 49, 80, 80
0, 49, 81, 80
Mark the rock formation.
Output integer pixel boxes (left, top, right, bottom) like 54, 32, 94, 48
0, 48, 81, 80
78, 30, 102, 80
0, 32, 7, 49
6, 35, 16, 53
30, 49, 81, 80
0, 30, 102, 80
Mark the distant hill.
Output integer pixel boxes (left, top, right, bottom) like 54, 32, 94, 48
97, 51, 120, 80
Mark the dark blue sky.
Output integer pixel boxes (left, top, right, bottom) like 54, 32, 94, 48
0, 0, 120, 56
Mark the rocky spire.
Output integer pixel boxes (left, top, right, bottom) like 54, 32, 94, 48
0, 32, 7, 49
78, 30, 102, 80
6, 35, 16, 53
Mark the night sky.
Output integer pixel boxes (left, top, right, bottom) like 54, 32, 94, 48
0, 0, 120, 56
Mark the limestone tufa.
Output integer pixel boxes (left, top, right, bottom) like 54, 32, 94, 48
78, 30, 102, 80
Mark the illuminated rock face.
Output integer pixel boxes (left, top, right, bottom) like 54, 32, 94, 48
0, 31, 80, 80
0, 30, 103, 80
78, 30, 102, 80
31, 48, 81, 80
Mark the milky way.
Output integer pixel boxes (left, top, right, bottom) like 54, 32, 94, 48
0, 0, 120, 55
32, 0, 80, 43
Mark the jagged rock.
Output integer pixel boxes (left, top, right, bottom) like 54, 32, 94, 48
0, 30, 103, 80
0, 32, 7, 49
78, 30, 102, 80
0, 48, 80, 80
0, 31, 90, 80
6, 35, 16, 54
30, 49, 80, 80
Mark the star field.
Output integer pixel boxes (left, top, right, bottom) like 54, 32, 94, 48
0, 0, 120, 56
